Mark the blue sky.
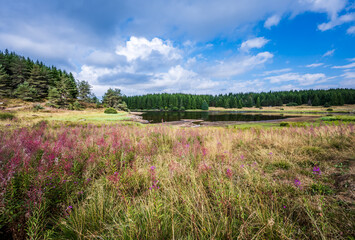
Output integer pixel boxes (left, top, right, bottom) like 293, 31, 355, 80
0, 0, 354, 96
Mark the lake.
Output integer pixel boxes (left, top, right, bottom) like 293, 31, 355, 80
141, 111, 292, 123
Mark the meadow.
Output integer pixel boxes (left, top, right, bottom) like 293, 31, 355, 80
0, 108, 354, 239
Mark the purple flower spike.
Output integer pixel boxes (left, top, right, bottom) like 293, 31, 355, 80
294, 178, 301, 188
150, 166, 156, 170
313, 166, 321, 175
68, 206, 73, 209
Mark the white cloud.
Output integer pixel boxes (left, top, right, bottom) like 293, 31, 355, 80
347, 25, 355, 34
265, 72, 328, 86
323, 49, 335, 57
240, 37, 269, 52
258, 68, 292, 76
228, 79, 265, 93
147, 65, 221, 93
318, 13, 355, 31
341, 71, 355, 78
264, 15, 281, 29
207, 51, 274, 78
115, 36, 181, 62
340, 79, 355, 87
306, 63, 324, 68
332, 61, 355, 69
301, 0, 348, 19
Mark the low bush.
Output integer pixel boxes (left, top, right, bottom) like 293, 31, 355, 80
286, 102, 298, 106
280, 122, 290, 127
104, 107, 118, 114
73, 101, 82, 110
326, 108, 333, 111
33, 104, 44, 111
0, 112, 15, 120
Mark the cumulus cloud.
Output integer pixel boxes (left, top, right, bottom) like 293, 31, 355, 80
206, 52, 274, 78
264, 15, 281, 29
115, 36, 181, 62
265, 72, 328, 86
239, 37, 269, 52
306, 63, 324, 68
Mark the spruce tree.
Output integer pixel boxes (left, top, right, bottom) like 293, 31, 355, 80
201, 100, 209, 110
256, 97, 261, 108
13, 81, 37, 101
28, 65, 48, 99
0, 64, 11, 97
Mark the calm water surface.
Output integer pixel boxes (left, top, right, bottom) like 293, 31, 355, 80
141, 111, 292, 123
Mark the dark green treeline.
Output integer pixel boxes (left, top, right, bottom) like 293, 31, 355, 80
123, 89, 355, 110
0, 50, 78, 107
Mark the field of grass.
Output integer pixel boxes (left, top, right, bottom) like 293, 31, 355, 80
0, 110, 354, 239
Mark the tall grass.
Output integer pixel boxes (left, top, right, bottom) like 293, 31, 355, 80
0, 122, 354, 239
0, 112, 15, 120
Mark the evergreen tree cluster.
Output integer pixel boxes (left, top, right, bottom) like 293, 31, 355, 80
123, 89, 355, 110
0, 50, 79, 107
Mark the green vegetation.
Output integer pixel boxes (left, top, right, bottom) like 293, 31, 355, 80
286, 102, 298, 106
201, 100, 209, 110
0, 112, 15, 120
0, 120, 354, 239
320, 115, 355, 122
0, 50, 127, 111
123, 89, 355, 110
104, 107, 118, 114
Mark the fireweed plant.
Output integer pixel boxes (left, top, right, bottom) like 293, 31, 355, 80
0, 121, 354, 239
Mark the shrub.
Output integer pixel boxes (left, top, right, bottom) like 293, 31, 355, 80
0, 112, 15, 120
326, 108, 333, 112
116, 102, 129, 112
73, 101, 82, 110
286, 102, 298, 106
172, 106, 179, 111
33, 104, 44, 111
280, 122, 290, 127
104, 107, 118, 114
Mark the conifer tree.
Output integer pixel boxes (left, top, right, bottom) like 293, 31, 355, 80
201, 100, 209, 110
0, 64, 11, 97
13, 81, 37, 101
256, 97, 261, 108
28, 65, 48, 99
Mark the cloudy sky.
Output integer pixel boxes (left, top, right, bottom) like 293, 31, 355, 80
1, 0, 355, 96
